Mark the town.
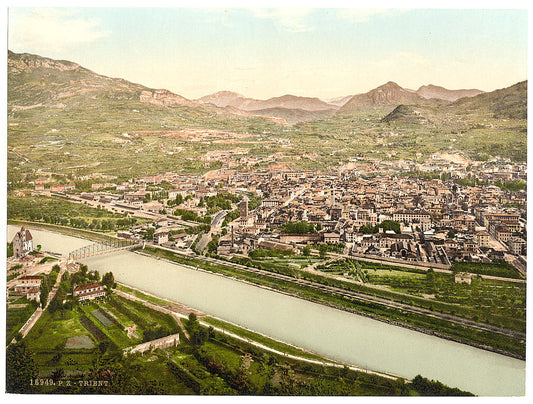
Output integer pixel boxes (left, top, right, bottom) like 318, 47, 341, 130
22, 152, 526, 276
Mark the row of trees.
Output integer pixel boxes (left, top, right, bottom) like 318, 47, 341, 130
222, 210, 240, 227
39, 266, 60, 308
14, 213, 137, 232
249, 248, 294, 259
494, 179, 527, 191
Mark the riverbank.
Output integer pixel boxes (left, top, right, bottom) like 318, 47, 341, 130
138, 246, 525, 360
115, 282, 403, 381
8, 220, 122, 244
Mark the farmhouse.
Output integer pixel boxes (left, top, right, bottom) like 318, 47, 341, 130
26, 287, 41, 302
153, 231, 169, 245
73, 282, 106, 301
14, 275, 42, 294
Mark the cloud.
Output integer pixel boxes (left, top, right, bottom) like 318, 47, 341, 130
9, 8, 111, 53
336, 8, 400, 24
250, 8, 313, 32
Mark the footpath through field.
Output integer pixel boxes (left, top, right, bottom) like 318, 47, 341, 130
11, 260, 68, 343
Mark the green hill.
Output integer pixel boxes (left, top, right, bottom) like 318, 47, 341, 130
451, 81, 527, 120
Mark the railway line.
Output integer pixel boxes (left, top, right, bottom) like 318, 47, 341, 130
192, 254, 525, 340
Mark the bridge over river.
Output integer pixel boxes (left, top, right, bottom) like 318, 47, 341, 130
68, 238, 141, 260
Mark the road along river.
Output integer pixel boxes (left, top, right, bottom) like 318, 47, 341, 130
8, 226, 525, 396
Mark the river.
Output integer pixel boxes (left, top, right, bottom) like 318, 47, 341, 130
8, 225, 526, 396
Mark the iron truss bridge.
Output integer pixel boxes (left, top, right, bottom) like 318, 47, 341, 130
68, 238, 140, 260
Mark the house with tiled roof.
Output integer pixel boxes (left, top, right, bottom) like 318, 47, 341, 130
26, 287, 40, 302
73, 282, 106, 301
14, 275, 42, 294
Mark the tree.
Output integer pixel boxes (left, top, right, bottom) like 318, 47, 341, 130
6, 341, 38, 393
359, 224, 378, 234
143, 227, 155, 240
40, 275, 50, 308
447, 229, 457, 239
319, 244, 328, 259
7, 242, 13, 258
102, 272, 116, 289
208, 326, 215, 340
48, 296, 63, 314
186, 313, 208, 346
379, 220, 401, 234
282, 221, 315, 234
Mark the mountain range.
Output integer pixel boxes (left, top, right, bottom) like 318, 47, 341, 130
10, 50, 522, 126
7, 50, 527, 180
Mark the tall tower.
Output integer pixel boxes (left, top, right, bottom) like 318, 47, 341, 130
239, 197, 249, 217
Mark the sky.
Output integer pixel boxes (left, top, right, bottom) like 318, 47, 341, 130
6, 3, 529, 100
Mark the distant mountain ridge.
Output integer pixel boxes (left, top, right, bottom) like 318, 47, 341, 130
249, 107, 336, 125
8, 50, 524, 124
198, 91, 247, 108
8, 50, 146, 107
416, 84, 484, 102
337, 81, 488, 112
338, 81, 427, 113
325, 95, 354, 107
199, 91, 337, 112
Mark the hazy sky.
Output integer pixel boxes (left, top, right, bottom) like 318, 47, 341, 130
7, 6, 528, 100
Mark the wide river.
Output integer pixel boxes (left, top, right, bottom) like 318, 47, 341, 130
8, 226, 526, 396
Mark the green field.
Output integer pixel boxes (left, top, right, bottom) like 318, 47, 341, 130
7, 196, 146, 232
9, 281, 473, 395
6, 300, 39, 344
316, 258, 526, 333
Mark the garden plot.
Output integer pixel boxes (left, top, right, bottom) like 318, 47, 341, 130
92, 309, 115, 327
65, 335, 95, 350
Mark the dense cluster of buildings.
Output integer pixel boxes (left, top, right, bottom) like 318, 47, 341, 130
215, 169, 526, 268
31, 157, 527, 270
